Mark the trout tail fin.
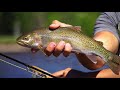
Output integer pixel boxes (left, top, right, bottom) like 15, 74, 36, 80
107, 54, 120, 75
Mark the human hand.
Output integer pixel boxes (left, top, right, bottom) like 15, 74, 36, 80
49, 20, 72, 30
52, 68, 72, 78
44, 20, 73, 57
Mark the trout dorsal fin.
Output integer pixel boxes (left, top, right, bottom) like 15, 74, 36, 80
67, 26, 82, 32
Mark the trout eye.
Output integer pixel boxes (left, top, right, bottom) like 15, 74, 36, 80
23, 35, 30, 41
24, 37, 28, 40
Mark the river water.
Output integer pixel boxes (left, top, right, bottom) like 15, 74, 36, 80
0, 51, 109, 78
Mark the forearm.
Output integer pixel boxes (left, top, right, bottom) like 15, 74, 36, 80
93, 31, 119, 53
96, 68, 120, 78
66, 68, 120, 78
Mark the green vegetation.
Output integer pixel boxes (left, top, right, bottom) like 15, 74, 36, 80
47, 12, 100, 36
0, 12, 100, 44
0, 35, 16, 44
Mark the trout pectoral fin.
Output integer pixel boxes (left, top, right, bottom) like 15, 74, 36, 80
37, 45, 48, 56
40, 49, 48, 56
86, 55, 97, 64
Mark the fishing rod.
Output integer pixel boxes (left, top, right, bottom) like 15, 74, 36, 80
0, 53, 57, 78
0, 58, 43, 78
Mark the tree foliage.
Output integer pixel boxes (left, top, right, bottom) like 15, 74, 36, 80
0, 12, 100, 37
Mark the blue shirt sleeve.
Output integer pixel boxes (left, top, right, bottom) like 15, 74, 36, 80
94, 12, 120, 42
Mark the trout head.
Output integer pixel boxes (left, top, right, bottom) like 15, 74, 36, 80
16, 32, 43, 51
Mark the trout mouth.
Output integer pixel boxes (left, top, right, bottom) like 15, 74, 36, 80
17, 41, 23, 46
16, 40, 29, 47
17, 40, 39, 53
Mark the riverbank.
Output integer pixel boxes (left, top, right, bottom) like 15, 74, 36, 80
0, 44, 30, 53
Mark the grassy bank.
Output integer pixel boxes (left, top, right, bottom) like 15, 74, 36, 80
0, 35, 17, 44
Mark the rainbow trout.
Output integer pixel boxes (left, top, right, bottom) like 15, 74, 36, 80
16, 26, 120, 75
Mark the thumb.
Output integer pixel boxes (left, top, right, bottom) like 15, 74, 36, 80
52, 20, 72, 27
52, 68, 72, 78
52, 70, 65, 78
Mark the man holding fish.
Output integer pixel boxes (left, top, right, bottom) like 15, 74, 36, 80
45, 12, 120, 78
17, 12, 120, 78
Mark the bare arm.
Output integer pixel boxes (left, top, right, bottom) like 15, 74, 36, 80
52, 68, 120, 78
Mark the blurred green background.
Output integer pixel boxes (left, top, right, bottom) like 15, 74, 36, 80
0, 12, 100, 44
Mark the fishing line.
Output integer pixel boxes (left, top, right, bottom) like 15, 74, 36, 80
0, 53, 57, 78
0, 58, 42, 78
